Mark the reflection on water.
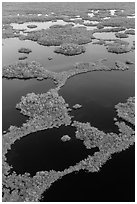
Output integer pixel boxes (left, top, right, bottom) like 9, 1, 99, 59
2, 78, 55, 131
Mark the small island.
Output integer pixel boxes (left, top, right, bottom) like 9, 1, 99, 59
61, 135, 71, 142
107, 43, 130, 54
115, 32, 128, 38
72, 104, 82, 109
54, 43, 86, 56
18, 56, 28, 60
18, 47, 32, 54
27, 24, 37, 29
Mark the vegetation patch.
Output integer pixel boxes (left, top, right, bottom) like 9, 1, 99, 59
106, 42, 130, 54
54, 43, 86, 56
19, 25, 95, 46
61, 135, 71, 142
72, 104, 82, 109
124, 29, 135, 35
125, 59, 134, 64
115, 60, 129, 70
2, 25, 20, 39
115, 97, 135, 125
115, 32, 128, 38
18, 56, 28, 60
27, 24, 37, 28
18, 47, 32, 54
101, 17, 135, 29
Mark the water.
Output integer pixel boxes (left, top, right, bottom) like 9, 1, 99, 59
2, 38, 55, 68
11, 20, 69, 32
42, 145, 135, 202
6, 125, 98, 176
2, 78, 55, 131
93, 32, 135, 47
93, 32, 117, 39
59, 70, 134, 133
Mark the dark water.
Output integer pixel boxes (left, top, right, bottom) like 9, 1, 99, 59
59, 69, 135, 133
2, 78, 55, 131
41, 145, 135, 202
6, 125, 98, 176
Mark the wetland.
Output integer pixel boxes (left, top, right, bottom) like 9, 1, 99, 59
2, 2, 135, 202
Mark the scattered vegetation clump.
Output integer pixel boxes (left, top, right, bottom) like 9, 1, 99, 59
115, 60, 129, 70
93, 27, 126, 34
97, 24, 104, 29
54, 43, 86, 56
19, 25, 95, 46
115, 9, 135, 17
106, 42, 130, 54
2, 25, 20, 39
18, 47, 32, 54
124, 29, 135, 35
48, 57, 53, 60
131, 40, 135, 50
27, 24, 37, 28
61, 135, 71, 142
115, 32, 128, 38
101, 17, 135, 29
125, 59, 134, 64
18, 56, 28, 60
72, 104, 82, 109
115, 97, 135, 125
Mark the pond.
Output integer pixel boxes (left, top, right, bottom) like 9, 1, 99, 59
2, 78, 55, 131
6, 125, 98, 176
